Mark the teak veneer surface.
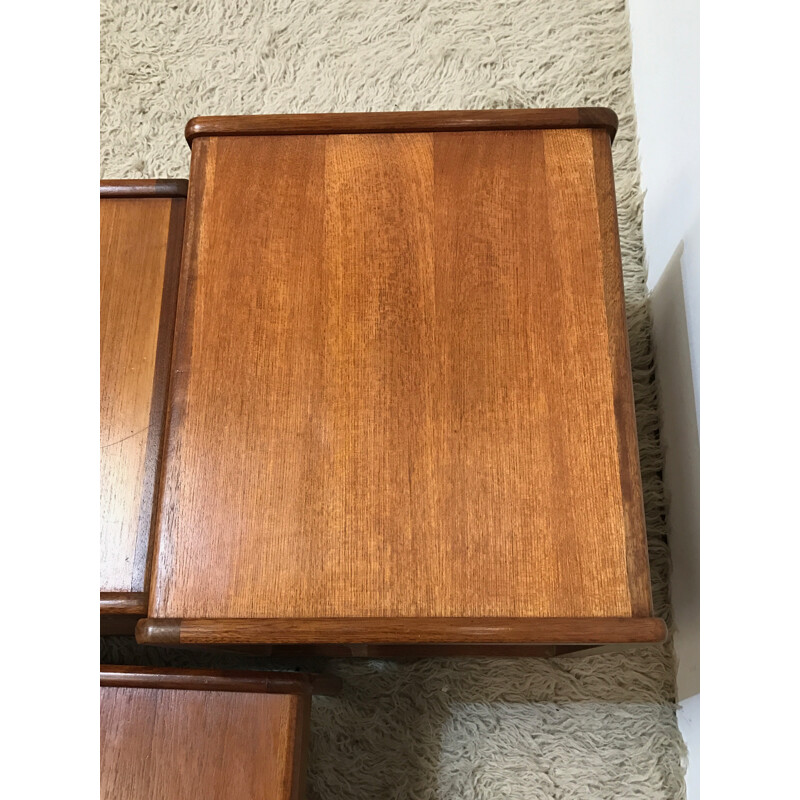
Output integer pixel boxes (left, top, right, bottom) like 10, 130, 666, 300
147, 111, 657, 643
100, 666, 316, 800
100, 182, 185, 600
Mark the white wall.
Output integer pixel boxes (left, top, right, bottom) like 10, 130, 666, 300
627, 1, 699, 798
629, 0, 700, 409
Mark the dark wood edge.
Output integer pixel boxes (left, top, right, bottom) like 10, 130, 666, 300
100, 616, 140, 636
193, 643, 592, 658
590, 129, 655, 617
136, 617, 667, 646
147, 140, 209, 617
327, 644, 592, 658
100, 665, 341, 696
101, 179, 189, 198
133, 195, 187, 592
100, 592, 148, 616
290, 695, 312, 800
185, 108, 618, 145
122, 641, 593, 658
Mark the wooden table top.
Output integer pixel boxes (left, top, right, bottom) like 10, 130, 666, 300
100, 666, 339, 800
141, 110, 662, 647
100, 180, 186, 615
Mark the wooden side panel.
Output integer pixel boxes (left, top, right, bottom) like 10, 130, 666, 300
100, 686, 303, 800
150, 128, 650, 624
100, 196, 183, 593
590, 129, 653, 615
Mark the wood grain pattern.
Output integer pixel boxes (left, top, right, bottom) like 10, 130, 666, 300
100, 665, 341, 695
100, 191, 184, 598
148, 121, 655, 643
590, 129, 653, 615
100, 681, 310, 800
137, 616, 666, 645
185, 108, 618, 144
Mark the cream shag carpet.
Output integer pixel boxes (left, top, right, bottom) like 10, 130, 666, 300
100, 1, 686, 797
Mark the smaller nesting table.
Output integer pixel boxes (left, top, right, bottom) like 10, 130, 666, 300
100, 180, 186, 632
100, 666, 341, 800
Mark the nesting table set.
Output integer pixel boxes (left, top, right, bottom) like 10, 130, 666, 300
100, 109, 664, 798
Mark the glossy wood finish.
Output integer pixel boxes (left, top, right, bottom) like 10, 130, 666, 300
100, 665, 326, 800
146, 112, 658, 647
100, 593, 149, 615
101, 665, 341, 695
100, 593, 148, 634
137, 617, 666, 646
101, 179, 188, 199
186, 108, 618, 144
100, 182, 185, 609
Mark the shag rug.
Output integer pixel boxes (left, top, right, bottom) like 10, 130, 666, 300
100, 1, 686, 797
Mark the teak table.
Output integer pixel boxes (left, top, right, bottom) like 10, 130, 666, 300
137, 109, 666, 653
100, 180, 186, 632
100, 666, 340, 800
